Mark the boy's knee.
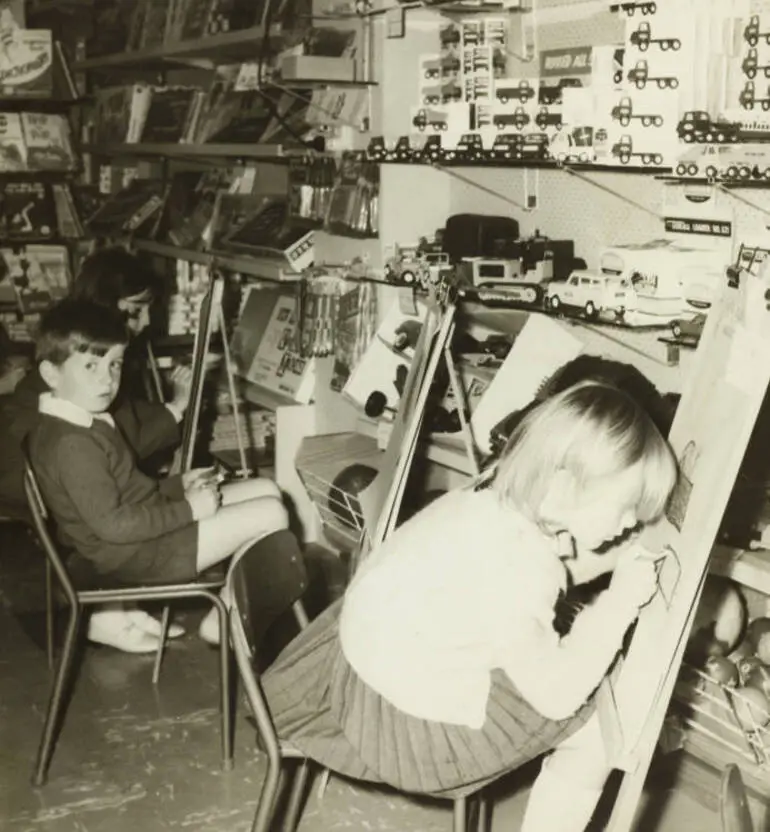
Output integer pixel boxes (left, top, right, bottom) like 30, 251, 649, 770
261, 498, 289, 533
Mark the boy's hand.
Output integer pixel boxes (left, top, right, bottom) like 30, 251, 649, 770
182, 467, 218, 493
187, 485, 220, 521
609, 544, 662, 611
170, 365, 193, 413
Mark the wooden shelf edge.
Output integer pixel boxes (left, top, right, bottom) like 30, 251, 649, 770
710, 545, 770, 595
75, 25, 282, 70
238, 377, 309, 411
133, 239, 301, 282
82, 143, 305, 160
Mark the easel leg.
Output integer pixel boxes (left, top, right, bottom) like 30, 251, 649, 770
217, 303, 249, 477
442, 336, 480, 477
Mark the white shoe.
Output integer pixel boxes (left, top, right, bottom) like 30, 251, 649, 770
127, 609, 185, 639
87, 611, 161, 654
198, 607, 220, 646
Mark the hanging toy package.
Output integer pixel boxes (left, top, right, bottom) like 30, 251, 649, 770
324, 152, 379, 238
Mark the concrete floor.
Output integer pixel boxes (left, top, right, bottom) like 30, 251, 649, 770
0, 520, 732, 832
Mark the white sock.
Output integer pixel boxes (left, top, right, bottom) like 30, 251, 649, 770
520, 762, 604, 832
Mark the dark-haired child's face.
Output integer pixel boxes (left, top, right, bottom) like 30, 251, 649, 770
44, 343, 125, 413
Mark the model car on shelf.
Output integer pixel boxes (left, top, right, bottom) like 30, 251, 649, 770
493, 109, 529, 130
457, 258, 545, 307
611, 134, 663, 165
423, 55, 461, 80
385, 244, 449, 287
440, 23, 461, 48
677, 111, 740, 143
366, 137, 388, 161
535, 107, 562, 129
742, 48, 770, 80
739, 80, 770, 111
519, 132, 551, 160
744, 15, 770, 48
627, 59, 679, 89
390, 136, 416, 162
549, 129, 593, 163
453, 133, 485, 163
712, 144, 770, 181
670, 313, 707, 341
628, 22, 681, 51
611, 96, 664, 127
419, 135, 444, 163
489, 133, 525, 161
412, 108, 449, 131
495, 79, 535, 104
610, 1, 656, 14
674, 143, 722, 178
546, 270, 632, 321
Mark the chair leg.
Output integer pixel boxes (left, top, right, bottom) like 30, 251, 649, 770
476, 794, 490, 832
45, 559, 55, 671
33, 603, 82, 786
213, 594, 233, 770
283, 760, 311, 832
252, 758, 283, 832
453, 796, 467, 832
151, 605, 171, 686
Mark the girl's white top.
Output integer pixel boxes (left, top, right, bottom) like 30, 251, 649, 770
340, 487, 639, 729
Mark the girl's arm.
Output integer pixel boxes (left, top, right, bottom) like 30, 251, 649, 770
500, 586, 642, 721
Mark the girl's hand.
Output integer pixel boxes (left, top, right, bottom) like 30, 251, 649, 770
186, 485, 220, 521
609, 545, 661, 611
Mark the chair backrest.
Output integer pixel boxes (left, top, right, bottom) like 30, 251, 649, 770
22, 446, 78, 607
720, 764, 754, 832
227, 529, 310, 759
228, 529, 309, 660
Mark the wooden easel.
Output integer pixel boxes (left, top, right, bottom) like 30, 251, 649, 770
355, 254, 770, 830
166, 270, 248, 477
599, 252, 770, 829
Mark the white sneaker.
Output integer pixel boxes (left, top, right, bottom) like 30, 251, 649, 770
87, 611, 161, 654
127, 609, 185, 639
198, 607, 220, 646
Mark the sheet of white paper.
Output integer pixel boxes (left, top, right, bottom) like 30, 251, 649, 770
470, 314, 584, 454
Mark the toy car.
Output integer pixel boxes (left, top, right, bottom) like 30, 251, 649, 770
628, 21, 681, 51
611, 96, 664, 127
744, 15, 770, 47
546, 270, 633, 320
742, 48, 770, 80
627, 59, 679, 89
670, 313, 706, 340
494, 110, 529, 130
495, 80, 535, 104
412, 108, 449, 132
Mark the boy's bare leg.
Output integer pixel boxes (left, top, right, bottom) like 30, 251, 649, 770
220, 477, 281, 506
196, 496, 289, 572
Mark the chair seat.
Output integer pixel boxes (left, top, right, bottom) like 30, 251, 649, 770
68, 557, 226, 595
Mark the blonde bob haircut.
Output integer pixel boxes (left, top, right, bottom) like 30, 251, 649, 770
487, 380, 678, 526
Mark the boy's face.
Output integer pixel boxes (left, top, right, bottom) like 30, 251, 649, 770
43, 343, 125, 413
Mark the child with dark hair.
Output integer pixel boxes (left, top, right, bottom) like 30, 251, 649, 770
28, 298, 290, 652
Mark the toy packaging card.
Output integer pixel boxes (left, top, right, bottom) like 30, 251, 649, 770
0, 29, 52, 98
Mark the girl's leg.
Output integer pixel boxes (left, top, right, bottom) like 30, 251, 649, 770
196, 495, 289, 572
220, 477, 281, 506
521, 713, 610, 832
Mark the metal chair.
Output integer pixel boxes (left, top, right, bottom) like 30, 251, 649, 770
23, 459, 233, 786
228, 532, 490, 832
720, 764, 754, 832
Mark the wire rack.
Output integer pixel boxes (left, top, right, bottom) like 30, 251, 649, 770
673, 663, 770, 769
298, 467, 369, 550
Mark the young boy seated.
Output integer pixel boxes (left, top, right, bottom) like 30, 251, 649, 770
28, 298, 290, 652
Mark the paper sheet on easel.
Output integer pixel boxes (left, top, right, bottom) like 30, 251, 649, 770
470, 315, 584, 454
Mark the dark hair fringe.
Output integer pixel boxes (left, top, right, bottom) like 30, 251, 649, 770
36, 297, 129, 365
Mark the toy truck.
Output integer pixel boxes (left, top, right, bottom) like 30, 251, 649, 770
739, 81, 770, 111
628, 22, 681, 51
742, 48, 770, 80
535, 107, 562, 129
412, 108, 449, 132
610, 1, 656, 14
611, 134, 663, 165
495, 79, 535, 104
422, 55, 461, 79
418, 135, 444, 163
744, 15, 770, 48
453, 133, 485, 163
677, 111, 741, 143
627, 59, 679, 89
422, 82, 462, 105
519, 132, 550, 160
610, 96, 664, 127
494, 108, 529, 130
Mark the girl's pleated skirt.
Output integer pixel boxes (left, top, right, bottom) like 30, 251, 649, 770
261, 599, 593, 798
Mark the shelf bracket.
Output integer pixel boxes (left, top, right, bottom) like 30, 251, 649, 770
432, 163, 533, 213
559, 164, 662, 220
715, 183, 770, 224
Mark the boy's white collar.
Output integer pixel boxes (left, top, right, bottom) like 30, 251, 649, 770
38, 392, 115, 429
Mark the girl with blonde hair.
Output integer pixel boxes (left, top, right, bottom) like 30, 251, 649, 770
260, 380, 678, 831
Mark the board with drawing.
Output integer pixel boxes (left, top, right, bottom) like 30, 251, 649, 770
601, 250, 770, 829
